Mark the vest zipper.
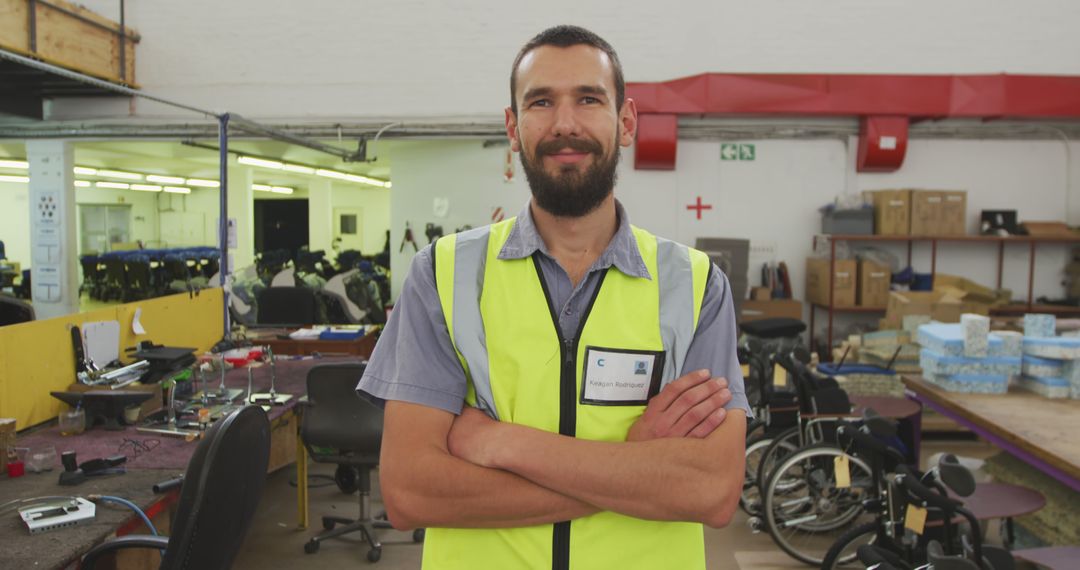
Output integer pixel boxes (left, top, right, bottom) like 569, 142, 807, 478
531, 254, 608, 570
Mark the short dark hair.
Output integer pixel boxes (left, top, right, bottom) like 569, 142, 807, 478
509, 25, 625, 115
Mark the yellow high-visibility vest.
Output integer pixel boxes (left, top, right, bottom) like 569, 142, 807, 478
428, 217, 711, 570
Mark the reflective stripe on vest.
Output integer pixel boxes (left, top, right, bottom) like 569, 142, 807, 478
429, 218, 711, 570
438, 221, 709, 409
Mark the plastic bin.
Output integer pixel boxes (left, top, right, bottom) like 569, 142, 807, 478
821, 206, 874, 235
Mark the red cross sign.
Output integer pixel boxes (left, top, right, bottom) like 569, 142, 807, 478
686, 196, 713, 220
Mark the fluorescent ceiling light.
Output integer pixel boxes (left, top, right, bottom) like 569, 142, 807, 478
238, 156, 284, 169
130, 184, 162, 192
251, 184, 273, 192
73, 166, 98, 175
0, 159, 28, 169
74, 180, 91, 187
146, 174, 185, 184
314, 168, 390, 188
0, 174, 29, 183
96, 181, 130, 189
163, 186, 191, 194
314, 168, 348, 181
270, 186, 294, 195
186, 178, 220, 187
282, 164, 315, 175
97, 169, 143, 180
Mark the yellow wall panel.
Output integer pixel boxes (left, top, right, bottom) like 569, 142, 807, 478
0, 289, 222, 429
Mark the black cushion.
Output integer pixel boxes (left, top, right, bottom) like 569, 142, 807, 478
739, 318, 806, 339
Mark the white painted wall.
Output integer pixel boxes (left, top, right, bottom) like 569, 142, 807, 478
0, 181, 31, 270
387, 138, 1080, 318
386, 140, 531, 295
60, 1, 1080, 121
330, 184, 392, 257
0, 182, 165, 269
74, 186, 160, 249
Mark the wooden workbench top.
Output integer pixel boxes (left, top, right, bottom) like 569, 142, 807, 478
902, 376, 1080, 484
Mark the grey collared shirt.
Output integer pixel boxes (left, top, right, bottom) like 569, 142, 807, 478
358, 201, 751, 418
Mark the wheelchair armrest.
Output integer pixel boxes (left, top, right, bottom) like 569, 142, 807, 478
82, 535, 170, 569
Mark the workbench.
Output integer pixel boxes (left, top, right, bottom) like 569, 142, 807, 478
902, 375, 1080, 493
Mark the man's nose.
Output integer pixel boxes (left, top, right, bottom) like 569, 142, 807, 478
550, 102, 581, 138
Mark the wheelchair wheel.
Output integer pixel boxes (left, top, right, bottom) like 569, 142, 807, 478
740, 434, 772, 515
755, 426, 801, 496
762, 444, 876, 566
821, 521, 884, 570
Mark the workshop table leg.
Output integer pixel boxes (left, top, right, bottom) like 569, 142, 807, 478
297, 431, 308, 529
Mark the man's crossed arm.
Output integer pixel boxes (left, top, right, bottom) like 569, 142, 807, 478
379, 369, 746, 530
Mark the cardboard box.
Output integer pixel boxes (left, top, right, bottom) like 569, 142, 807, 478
881, 290, 989, 329
740, 299, 803, 322
933, 273, 1003, 305
910, 190, 944, 236
0, 418, 14, 472
857, 259, 891, 307
939, 191, 967, 235
864, 190, 911, 235
806, 258, 857, 307
750, 286, 772, 301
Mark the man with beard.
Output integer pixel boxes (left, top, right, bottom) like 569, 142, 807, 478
358, 25, 749, 570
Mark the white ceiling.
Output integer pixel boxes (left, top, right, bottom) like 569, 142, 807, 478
0, 139, 391, 188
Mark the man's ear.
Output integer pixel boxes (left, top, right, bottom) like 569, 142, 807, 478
505, 107, 521, 153
618, 98, 638, 148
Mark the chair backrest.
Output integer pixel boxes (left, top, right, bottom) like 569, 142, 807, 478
0, 294, 34, 326
161, 405, 270, 570
256, 286, 318, 326
270, 267, 296, 287
325, 269, 365, 322
301, 362, 382, 467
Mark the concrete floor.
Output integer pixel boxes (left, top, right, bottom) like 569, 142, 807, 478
232, 438, 999, 569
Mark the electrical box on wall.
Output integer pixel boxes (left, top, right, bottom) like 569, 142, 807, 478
27, 141, 79, 317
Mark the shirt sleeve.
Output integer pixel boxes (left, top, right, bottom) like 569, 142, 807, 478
356, 245, 469, 415
681, 264, 754, 419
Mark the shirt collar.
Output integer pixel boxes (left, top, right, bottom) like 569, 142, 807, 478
497, 199, 652, 280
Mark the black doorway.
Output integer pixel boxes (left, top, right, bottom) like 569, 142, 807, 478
254, 199, 309, 258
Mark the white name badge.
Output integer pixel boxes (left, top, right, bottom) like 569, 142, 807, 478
580, 346, 665, 406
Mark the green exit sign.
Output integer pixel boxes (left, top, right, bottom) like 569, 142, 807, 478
721, 143, 755, 161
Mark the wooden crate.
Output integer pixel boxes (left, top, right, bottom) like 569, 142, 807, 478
0, 0, 139, 85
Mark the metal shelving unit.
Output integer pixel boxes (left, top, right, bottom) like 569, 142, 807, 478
809, 233, 1080, 353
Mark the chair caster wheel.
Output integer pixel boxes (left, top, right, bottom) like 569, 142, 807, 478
413, 528, 426, 543
367, 547, 382, 562
304, 540, 320, 554
322, 518, 336, 531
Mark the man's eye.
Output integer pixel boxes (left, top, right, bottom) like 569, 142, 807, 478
581, 96, 600, 104
529, 99, 551, 108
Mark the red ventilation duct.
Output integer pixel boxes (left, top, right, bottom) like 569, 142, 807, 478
629, 73, 1080, 171
634, 113, 678, 170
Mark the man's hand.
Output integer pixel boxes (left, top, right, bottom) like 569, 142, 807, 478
627, 369, 732, 442
448, 406, 508, 468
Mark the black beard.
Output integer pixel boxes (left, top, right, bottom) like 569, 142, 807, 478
519, 137, 620, 218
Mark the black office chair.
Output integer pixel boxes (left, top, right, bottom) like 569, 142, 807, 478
0, 294, 34, 326
80, 405, 271, 570
301, 362, 423, 562
257, 286, 318, 325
